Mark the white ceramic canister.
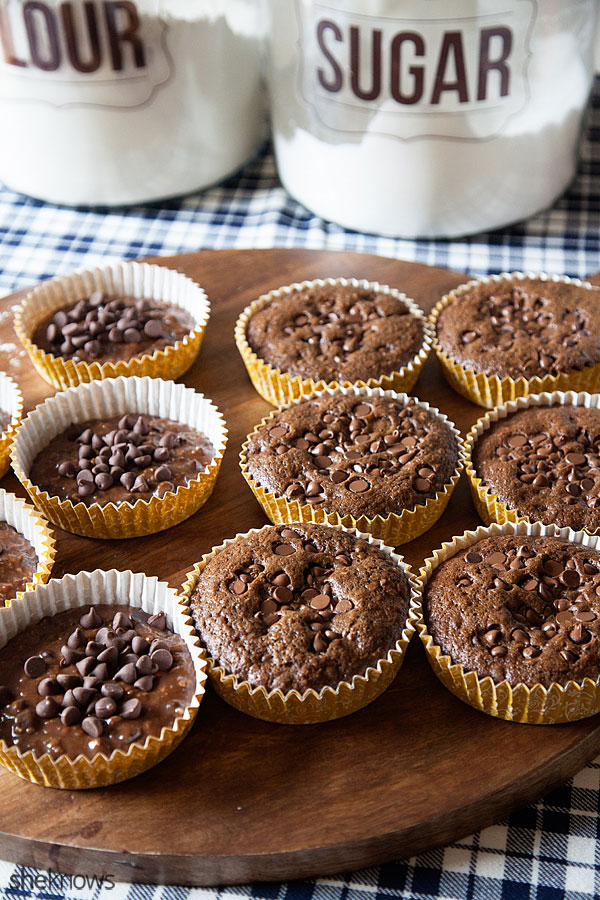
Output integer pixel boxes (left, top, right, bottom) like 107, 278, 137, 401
266, 1, 598, 238
0, 0, 265, 205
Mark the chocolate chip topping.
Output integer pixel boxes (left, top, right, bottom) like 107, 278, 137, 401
425, 534, 600, 688
29, 414, 214, 507
246, 282, 425, 384
473, 405, 600, 531
0, 604, 195, 760
32, 293, 195, 365
245, 392, 459, 518
189, 523, 411, 694
437, 278, 600, 380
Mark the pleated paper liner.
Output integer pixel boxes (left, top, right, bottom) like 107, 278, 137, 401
0, 569, 207, 788
417, 520, 600, 724
465, 390, 600, 531
234, 277, 434, 406
14, 261, 210, 390
429, 273, 600, 409
239, 385, 467, 546
180, 522, 421, 724
0, 489, 56, 605
0, 372, 22, 479
10, 376, 227, 539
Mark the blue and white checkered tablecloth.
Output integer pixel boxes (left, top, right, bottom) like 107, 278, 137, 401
1, 75, 600, 900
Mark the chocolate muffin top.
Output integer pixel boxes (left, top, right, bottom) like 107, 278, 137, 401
246, 282, 425, 384
425, 534, 600, 687
472, 405, 600, 532
189, 523, 411, 693
244, 392, 460, 518
0, 523, 38, 606
32, 292, 195, 365
0, 604, 195, 760
29, 413, 214, 507
436, 277, 600, 380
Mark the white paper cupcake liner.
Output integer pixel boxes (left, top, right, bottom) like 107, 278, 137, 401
0, 568, 207, 787
430, 273, 600, 408
0, 488, 56, 604
14, 261, 211, 389
240, 384, 467, 545
417, 520, 600, 724
235, 277, 434, 406
465, 390, 600, 530
10, 375, 228, 539
0, 372, 23, 478
180, 521, 421, 724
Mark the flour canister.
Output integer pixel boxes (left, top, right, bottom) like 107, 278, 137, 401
0, 0, 265, 205
267, 1, 597, 238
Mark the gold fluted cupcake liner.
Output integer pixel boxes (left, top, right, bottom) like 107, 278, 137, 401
14, 261, 210, 389
180, 522, 421, 724
239, 385, 467, 546
465, 390, 600, 531
234, 277, 433, 406
0, 372, 22, 479
0, 569, 207, 788
0, 489, 56, 605
417, 520, 600, 724
10, 376, 227, 539
430, 272, 600, 409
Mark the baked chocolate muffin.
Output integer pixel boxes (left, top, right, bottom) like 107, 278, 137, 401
0, 604, 196, 760
436, 276, 600, 381
0, 523, 38, 606
424, 533, 600, 688
32, 292, 195, 365
243, 392, 461, 519
29, 413, 215, 506
472, 404, 600, 531
189, 523, 411, 693
246, 281, 426, 385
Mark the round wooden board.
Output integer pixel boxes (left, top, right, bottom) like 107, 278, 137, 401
1, 248, 600, 887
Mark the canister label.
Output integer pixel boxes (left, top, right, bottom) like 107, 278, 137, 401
297, 0, 536, 140
0, 0, 171, 107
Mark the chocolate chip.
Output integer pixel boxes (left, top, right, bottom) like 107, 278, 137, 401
151, 648, 173, 670
101, 682, 125, 701
80, 607, 102, 629
24, 655, 46, 678
81, 716, 104, 737
114, 663, 137, 684
135, 655, 157, 675
56, 674, 81, 690
334, 598, 353, 613
274, 543, 295, 556
414, 478, 431, 493
507, 434, 527, 447
465, 551, 482, 564
36, 697, 59, 718
487, 552, 507, 566
230, 579, 247, 595
37, 677, 61, 697
569, 624, 591, 644
148, 612, 166, 630
309, 594, 331, 610
347, 478, 370, 493
121, 698, 142, 719
95, 697, 117, 719
134, 675, 154, 692
60, 706, 82, 726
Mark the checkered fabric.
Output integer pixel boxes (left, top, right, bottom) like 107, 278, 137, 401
1, 75, 600, 900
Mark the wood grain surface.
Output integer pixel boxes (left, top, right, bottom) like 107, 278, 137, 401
0, 249, 599, 886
